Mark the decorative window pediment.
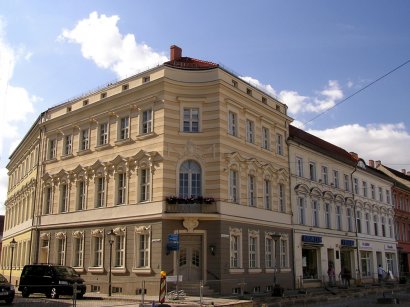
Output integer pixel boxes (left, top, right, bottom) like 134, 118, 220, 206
91, 229, 104, 237
113, 227, 126, 235
55, 232, 66, 239
230, 227, 242, 236
135, 225, 151, 234
72, 230, 84, 239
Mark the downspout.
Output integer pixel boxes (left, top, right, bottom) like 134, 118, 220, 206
350, 164, 361, 284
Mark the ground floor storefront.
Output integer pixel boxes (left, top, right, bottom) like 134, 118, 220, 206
32, 217, 294, 296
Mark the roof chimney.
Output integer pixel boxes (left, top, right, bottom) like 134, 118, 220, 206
369, 160, 375, 168
170, 45, 182, 61
350, 152, 358, 160
375, 160, 381, 167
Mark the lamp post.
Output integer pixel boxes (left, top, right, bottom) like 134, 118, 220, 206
107, 230, 115, 297
9, 238, 17, 283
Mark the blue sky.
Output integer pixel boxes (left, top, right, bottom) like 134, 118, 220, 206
1, 0, 410, 212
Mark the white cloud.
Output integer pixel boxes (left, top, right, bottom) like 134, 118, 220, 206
59, 12, 169, 79
0, 17, 38, 212
308, 123, 410, 170
240, 76, 343, 116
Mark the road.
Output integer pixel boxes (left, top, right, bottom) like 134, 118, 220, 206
1, 296, 141, 306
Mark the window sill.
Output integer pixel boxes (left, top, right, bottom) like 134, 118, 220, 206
44, 158, 57, 164
61, 154, 74, 160
77, 149, 92, 156
229, 268, 244, 274
73, 267, 85, 274
95, 144, 112, 151
136, 132, 157, 141
132, 268, 152, 274
115, 138, 133, 146
112, 267, 127, 274
88, 267, 104, 274
248, 268, 262, 274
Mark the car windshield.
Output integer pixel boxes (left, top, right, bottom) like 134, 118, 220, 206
54, 266, 79, 277
0, 274, 7, 283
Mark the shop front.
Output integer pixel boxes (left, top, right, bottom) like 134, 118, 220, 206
301, 235, 323, 281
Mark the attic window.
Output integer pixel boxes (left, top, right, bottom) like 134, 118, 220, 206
246, 88, 252, 96
66, 106, 72, 112
276, 105, 281, 112
83, 100, 89, 106
262, 97, 267, 104
232, 80, 238, 88
101, 92, 107, 99
143, 76, 150, 83
122, 84, 129, 91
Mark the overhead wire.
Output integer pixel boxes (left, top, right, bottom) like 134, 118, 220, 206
303, 59, 410, 126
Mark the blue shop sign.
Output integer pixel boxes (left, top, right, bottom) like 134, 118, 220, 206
168, 234, 179, 242
302, 235, 322, 244
341, 239, 355, 247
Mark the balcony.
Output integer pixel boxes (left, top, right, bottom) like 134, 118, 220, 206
165, 196, 217, 214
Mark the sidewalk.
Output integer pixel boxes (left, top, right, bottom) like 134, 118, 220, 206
84, 292, 253, 307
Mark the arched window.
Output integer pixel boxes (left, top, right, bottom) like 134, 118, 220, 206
179, 160, 201, 198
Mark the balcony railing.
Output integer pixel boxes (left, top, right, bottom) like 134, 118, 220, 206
165, 196, 217, 213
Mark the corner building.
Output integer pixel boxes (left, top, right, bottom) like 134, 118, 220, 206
5, 46, 294, 295
288, 126, 397, 288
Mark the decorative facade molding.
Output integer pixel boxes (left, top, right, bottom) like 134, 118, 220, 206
183, 217, 199, 232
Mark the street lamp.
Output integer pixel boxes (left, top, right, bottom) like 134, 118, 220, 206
270, 234, 282, 286
9, 238, 17, 283
107, 230, 115, 297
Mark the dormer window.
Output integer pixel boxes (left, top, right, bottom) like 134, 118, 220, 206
66, 106, 72, 113
232, 80, 238, 88
143, 76, 150, 83
246, 88, 252, 96
101, 92, 107, 99
262, 97, 267, 104
122, 84, 129, 91
83, 99, 89, 106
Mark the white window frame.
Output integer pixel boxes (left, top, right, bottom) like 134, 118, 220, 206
63, 134, 73, 156
333, 170, 339, 188
114, 234, 126, 268
248, 174, 256, 207
262, 127, 270, 150
60, 183, 69, 213
344, 174, 350, 191
141, 109, 153, 134
229, 228, 243, 271
309, 161, 316, 181
248, 231, 260, 269
95, 177, 105, 208
140, 168, 150, 202
263, 179, 271, 210
276, 133, 283, 155
183, 107, 199, 133
322, 166, 328, 184
325, 203, 331, 229
134, 226, 151, 272
298, 197, 306, 225
90, 230, 104, 269
246, 119, 255, 144
374, 215, 379, 236
119, 116, 130, 140
99, 122, 109, 146
312, 200, 319, 227
77, 180, 86, 211
336, 205, 342, 231
48, 139, 57, 160
265, 236, 274, 269
80, 128, 90, 151
296, 157, 304, 177
116, 172, 127, 205
280, 238, 288, 268
44, 186, 53, 215
347, 208, 353, 232
278, 183, 285, 212
229, 169, 239, 203
72, 232, 84, 268
56, 236, 66, 266
228, 111, 238, 137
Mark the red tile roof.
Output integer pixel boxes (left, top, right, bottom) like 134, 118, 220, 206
164, 56, 219, 70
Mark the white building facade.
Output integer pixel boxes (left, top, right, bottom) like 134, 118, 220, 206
288, 126, 397, 288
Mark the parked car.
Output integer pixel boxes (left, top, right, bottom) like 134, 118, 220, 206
18, 264, 86, 299
0, 274, 15, 304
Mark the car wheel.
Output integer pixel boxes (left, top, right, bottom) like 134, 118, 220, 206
50, 287, 59, 299
5, 297, 13, 304
22, 286, 30, 298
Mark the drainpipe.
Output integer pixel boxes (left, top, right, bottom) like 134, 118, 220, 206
350, 164, 361, 284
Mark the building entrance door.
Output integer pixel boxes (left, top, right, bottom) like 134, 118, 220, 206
178, 235, 202, 281
340, 250, 352, 273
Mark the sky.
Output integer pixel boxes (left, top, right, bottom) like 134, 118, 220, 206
0, 0, 409, 214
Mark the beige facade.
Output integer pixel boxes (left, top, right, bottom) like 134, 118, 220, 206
2, 117, 42, 284
288, 126, 397, 288
3, 47, 294, 295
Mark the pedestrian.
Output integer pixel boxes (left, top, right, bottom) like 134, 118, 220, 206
339, 267, 346, 287
327, 263, 336, 287
345, 268, 351, 288
378, 265, 385, 283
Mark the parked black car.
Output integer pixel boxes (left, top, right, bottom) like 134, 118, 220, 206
0, 274, 15, 304
18, 264, 86, 299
